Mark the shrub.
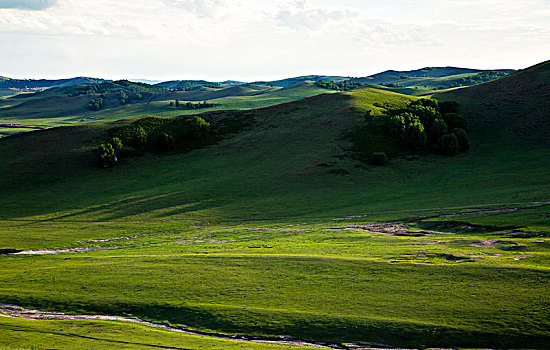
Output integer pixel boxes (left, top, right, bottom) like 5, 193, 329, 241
371, 152, 388, 165
438, 133, 460, 156
405, 121, 427, 150
96, 143, 117, 167
452, 128, 470, 152
110, 137, 123, 155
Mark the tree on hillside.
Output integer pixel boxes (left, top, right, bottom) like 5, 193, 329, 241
405, 121, 427, 150
96, 143, 117, 167
110, 137, 123, 155
387, 115, 406, 138
134, 126, 147, 146
438, 133, 459, 155
452, 128, 470, 152
155, 132, 175, 152
430, 118, 448, 140
439, 101, 460, 114
443, 113, 468, 131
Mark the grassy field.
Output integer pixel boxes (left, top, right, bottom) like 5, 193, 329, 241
0, 316, 313, 349
0, 63, 549, 348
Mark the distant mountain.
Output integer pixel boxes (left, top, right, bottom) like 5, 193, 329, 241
355, 67, 516, 90
127, 78, 163, 85
156, 80, 223, 91
0, 76, 109, 89
254, 75, 349, 87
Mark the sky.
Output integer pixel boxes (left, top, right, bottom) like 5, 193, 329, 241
0, 0, 549, 81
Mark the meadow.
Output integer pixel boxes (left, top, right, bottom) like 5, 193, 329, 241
0, 63, 549, 349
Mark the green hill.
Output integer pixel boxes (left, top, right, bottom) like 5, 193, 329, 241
0, 63, 549, 349
0, 81, 327, 131
0, 76, 108, 89
436, 60, 550, 146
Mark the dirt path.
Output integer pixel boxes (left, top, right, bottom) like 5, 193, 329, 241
0, 303, 357, 349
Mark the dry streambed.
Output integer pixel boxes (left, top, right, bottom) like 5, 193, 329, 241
0, 303, 407, 350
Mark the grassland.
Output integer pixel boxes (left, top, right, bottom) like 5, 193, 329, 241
0, 63, 549, 348
0, 316, 313, 349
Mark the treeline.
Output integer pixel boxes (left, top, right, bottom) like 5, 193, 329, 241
443, 71, 511, 88
95, 116, 211, 167
158, 80, 221, 91
87, 91, 143, 111
316, 80, 369, 91
169, 100, 216, 109
360, 98, 470, 165
69, 80, 167, 97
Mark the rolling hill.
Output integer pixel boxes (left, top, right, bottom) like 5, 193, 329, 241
0, 62, 548, 349
436, 60, 550, 146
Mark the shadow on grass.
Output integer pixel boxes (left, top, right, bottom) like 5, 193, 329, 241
3, 297, 548, 349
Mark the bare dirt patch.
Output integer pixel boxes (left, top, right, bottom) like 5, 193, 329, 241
15, 246, 117, 255
344, 222, 449, 236
469, 240, 528, 251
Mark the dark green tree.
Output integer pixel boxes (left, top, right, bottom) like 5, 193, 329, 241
134, 126, 147, 146
439, 101, 461, 114
155, 132, 175, 152
387, 115, 406, 138
110, 137, 123, 155
443, 113, 468, 131
438, 133, 460, 155
409, 105, 439, 130
96, 143, 116, 167
410, 98, 439, 110
405, 121, 427, 150
452, 128, 470, 152
430, 118, 448, 140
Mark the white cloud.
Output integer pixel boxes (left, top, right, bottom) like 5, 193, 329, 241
0, 0, 549, 80
0, 0, 57, 10
161, 0, 231, 18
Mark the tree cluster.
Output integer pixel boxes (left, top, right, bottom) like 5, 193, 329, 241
88, 97, 104, 111
169, 100, 216, 109
365, 99, 470, 165
385, 99, 469, 156
110, 116, 210, 148
316, 80, 369, 91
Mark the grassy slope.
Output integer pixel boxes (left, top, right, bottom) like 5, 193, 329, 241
436, 60, 550, 147
0, 67, 549, 348
1, 86, 547, 221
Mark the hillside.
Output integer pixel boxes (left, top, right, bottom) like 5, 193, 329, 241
0, 81, 327, 135
351, 67, 515, 93
0, 64, 549, 349
436, 60, 550, 146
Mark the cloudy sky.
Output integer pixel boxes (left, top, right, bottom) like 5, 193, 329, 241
0, 0, 549, 81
